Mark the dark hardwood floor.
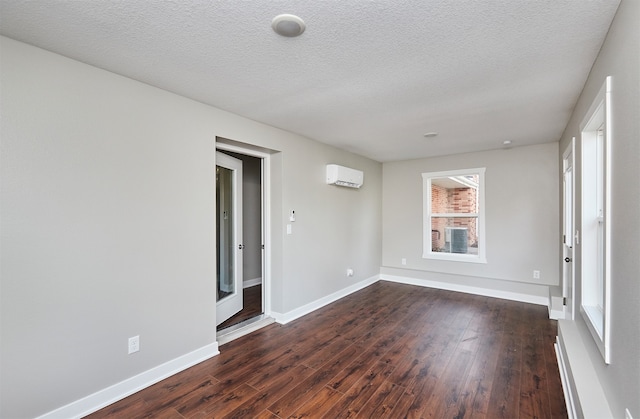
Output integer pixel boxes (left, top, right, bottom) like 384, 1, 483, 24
86, 281, 567, 418
218, 285, 263, 331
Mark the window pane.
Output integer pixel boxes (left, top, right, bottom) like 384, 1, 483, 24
431, 217, 478, 255
431, 175, 479, 214
423, 167, 485, 263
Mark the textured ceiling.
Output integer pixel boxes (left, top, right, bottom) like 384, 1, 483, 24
0, 1, 620, 162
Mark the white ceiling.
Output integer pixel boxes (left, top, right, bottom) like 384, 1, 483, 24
0, 1, 620, 162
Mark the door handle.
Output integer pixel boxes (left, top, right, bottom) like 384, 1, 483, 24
564, 257, 572, 263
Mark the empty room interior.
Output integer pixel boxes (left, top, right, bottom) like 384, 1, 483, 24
1, 1, 638, 418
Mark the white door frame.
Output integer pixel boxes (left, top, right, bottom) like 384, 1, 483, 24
215, 142, 272, 319
562, 138, 576, 320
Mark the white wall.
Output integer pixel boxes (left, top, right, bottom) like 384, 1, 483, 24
382, 143, 559, 300
279, 141, 382, 313
557, 0, 640, 416
0, 36, 382, 418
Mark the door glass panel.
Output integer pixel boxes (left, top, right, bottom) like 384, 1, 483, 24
216, 165, 235, 302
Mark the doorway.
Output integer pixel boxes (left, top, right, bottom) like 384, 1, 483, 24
216, 145, 267, 332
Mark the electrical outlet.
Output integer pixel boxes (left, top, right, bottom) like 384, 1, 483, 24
346, 268, 354, 277
533, 270, 541, 279
128, 335, 140, 354
401, 258, 407, 265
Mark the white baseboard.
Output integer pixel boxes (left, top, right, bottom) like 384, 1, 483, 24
555, 338, 577, 419
272, 272, 548, 325
271, 275, 379, 324
548, 291, 566, 320
549, 307, 566, 320
380, 274, 549, 306
243, 277, 262, 288
36, 342, 219, 419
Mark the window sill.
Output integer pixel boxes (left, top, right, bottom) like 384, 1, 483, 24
422, 252, 487, 264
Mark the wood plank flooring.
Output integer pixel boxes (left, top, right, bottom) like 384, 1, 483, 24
86, 281, 567, 418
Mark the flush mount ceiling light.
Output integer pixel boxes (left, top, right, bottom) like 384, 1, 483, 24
272, 14, 306, 37
423, 132, 438, 138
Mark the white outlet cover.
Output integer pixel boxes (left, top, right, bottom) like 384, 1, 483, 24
128, 336, 140, 354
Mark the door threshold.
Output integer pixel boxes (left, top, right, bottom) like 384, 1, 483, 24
216, 314, 275, 346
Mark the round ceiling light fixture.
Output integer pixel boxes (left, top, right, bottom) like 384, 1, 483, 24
423, 132, 438, 138
272, 14, 306, 37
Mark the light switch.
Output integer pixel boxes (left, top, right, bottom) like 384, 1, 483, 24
287, 224, 292, 235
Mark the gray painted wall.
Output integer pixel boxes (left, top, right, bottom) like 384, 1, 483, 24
0, 37, 382, 418
558, 0, 640, 416
382, 143, 559, 296
279, 139, 382, 312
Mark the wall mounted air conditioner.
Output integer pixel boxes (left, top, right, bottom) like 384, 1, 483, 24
445, 227, 468, 253
326, 164, 364, 188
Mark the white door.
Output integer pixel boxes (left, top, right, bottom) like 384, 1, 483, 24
562, 140, 575, 320
216, 151, 243, 326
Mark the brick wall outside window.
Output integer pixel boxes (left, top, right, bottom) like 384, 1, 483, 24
430, 183, 478, 251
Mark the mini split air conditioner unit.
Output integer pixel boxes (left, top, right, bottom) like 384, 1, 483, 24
326, 164, 364, 188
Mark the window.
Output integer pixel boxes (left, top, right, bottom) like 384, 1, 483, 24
423, 168, 486, 263
580, 76, 611, 363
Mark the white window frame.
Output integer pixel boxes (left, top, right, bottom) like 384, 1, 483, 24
422, 168, 486, 263
580, 76, 611, 364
